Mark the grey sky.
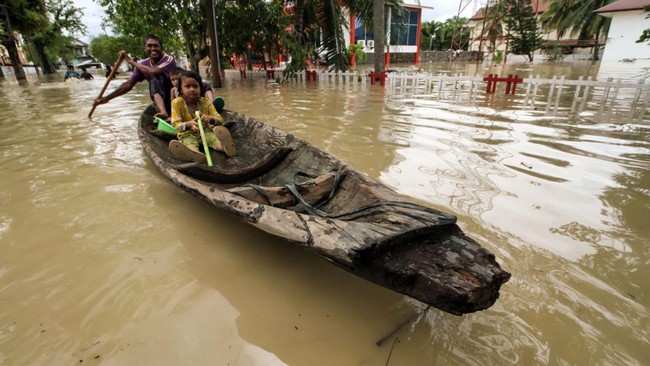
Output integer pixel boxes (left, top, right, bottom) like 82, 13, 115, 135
72, 0, 476, 43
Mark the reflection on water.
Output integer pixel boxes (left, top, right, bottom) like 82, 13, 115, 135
0, 61, 649, 365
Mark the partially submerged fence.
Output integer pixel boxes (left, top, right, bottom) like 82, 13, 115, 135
386, 72, 650, 122
224, 68, 370, 84
222, 68, 650, 121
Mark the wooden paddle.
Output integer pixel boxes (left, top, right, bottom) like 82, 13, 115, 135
88, 53, 125, 118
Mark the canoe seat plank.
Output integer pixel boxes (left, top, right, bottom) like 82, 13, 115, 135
227, 172, 339, 208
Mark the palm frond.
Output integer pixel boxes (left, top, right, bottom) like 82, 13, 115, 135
316, 0, 349, 71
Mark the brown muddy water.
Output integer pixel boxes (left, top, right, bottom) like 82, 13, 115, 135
0, 61, 648, 365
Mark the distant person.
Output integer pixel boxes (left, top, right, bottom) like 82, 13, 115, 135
64, 65, 80, 81
168, 70, 236, 162
80, 67, 94, 80
169, 67, 214, 102
92, 34, 176, 119
104, 64, 119, 78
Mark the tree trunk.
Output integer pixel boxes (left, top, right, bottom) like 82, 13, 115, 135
294, 0, 306, 46
2, 38, 27, 81
205, 0, 222, 88
592, 25, 601, 61
181, 29, 197, 71
373, 0, 385, 73
2, 5, 26, 80
33, 39, 55, 74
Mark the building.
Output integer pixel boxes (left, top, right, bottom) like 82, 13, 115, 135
466, 0, 598, 61
72, 38, 94, 63
345, 0, 432, 66
595, 0, 650, 61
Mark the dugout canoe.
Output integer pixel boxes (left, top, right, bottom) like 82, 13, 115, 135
138, 105, 510, 315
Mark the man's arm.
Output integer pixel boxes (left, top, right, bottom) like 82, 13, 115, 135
92, 77, 137, 106
121, 51, 174, 78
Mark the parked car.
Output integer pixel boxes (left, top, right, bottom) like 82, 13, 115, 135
75, 61, 103, 69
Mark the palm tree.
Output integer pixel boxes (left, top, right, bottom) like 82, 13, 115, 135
288, 0, 404, 72
372, 0, 384, 73
540, 0, 613, 61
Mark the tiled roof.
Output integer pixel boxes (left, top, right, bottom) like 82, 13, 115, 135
470, 0, 551, 20
595, 0, 650, 13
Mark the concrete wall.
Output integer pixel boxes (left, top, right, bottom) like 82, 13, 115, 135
419, 51, 483, 62
601, 11, 650, 61
359, 51, 483, 65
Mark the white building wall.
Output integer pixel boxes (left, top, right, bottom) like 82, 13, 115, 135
601, 11, 650, 61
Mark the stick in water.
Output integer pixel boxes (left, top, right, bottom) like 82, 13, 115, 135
196, 111, 213, 167
376, 306, 431, 347
88, 54, 125, 118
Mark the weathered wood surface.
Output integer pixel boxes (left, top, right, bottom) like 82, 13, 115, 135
227, 171, 339, 207
137, 105, 511, 314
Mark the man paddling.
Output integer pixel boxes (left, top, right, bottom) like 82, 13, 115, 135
92, 35, 177, 119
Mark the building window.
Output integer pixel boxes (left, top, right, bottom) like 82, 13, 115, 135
390, 9, 419, 46
354, 18, 373, 44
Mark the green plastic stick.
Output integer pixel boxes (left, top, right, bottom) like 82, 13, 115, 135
196, 111, 213, 167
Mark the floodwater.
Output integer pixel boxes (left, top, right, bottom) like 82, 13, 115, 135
0, 60, 648, 365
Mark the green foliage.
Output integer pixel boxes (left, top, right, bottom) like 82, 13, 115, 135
420, 17, 470, 51
315, 0, 349, 71
347, 43, 367, 63
98, 0, 193, 57
281, 0, 404, 73
29, 0, 87, 72
543, 46, 566, 61
99, 0, 284, 72
493, 49, 504, 63
90, 34, 141, 65
220, 0, 279, 55
504, 0, 544, 61
2, 0, 49, 78
540, 0, 611, 60
2, 0, 49, 34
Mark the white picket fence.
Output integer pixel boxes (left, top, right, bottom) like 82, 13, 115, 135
387, 72, 650, 122
223, 68, 370, 84
221, 68, 650, 121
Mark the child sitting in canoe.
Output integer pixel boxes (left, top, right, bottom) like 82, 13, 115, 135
168, 70, 236, 162
169, 67, 214, 102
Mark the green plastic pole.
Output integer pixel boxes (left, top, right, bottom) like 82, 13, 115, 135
196, 111, 213, 167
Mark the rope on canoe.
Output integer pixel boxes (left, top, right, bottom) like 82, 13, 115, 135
245, 184, 274, 206
241, 168, 345, 209
284, 171, 456, 224
241, 167, 455, 228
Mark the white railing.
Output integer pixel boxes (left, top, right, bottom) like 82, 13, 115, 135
223, 68, 369, 84
221, 69, 650, 121
386, 72, 650, 121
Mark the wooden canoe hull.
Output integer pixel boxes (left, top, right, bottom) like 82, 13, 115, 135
137, 105, 510, 315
